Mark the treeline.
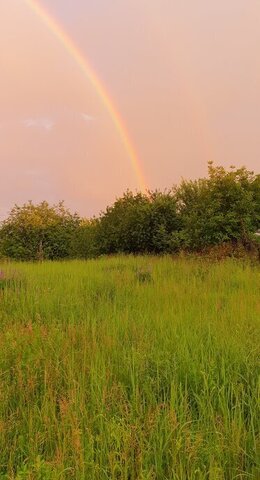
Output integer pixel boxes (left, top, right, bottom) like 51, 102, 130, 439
0, 163, 259, 260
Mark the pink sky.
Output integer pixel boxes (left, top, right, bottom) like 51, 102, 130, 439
1, 0, 260, 219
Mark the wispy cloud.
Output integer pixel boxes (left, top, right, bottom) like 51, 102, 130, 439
23, 117, 55, 131
81, 113, 95, 124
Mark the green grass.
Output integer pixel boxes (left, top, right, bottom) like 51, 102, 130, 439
0, 257, 259, 479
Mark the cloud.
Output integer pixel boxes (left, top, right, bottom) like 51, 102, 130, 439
23, 117, 55, 131
81, 113, 95, 124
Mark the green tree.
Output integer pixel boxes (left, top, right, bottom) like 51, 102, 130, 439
148, 191, 180, 252
0, 163, 258, 259
174, 163, 260, 251
0, 201, 79, 260
70, 218, 100, 258
96, 190, 180, 254
97, 191, 151, 254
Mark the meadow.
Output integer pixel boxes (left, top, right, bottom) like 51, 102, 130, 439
0, 257, 259, 479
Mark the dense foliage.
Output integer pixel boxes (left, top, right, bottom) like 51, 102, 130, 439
96, 190, 180, 254
0, 201, 80, 260
172, 163, 260, 251
0, 163, 259, 260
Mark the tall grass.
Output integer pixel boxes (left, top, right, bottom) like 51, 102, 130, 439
0, 257, 259, 479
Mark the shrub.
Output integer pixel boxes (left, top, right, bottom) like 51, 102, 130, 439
0, 201, 79, 261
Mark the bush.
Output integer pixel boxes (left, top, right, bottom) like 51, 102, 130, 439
0, 201, 79, 261
70, 219, 100, 258
96, 190, 180, 255
0, 163, 259, 260
175, 163, 260, 251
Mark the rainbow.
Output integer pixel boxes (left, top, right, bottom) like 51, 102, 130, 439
24, 0, 147, 191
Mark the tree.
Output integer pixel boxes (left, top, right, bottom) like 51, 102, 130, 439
0, 201, 79, 260
96, 190, 180, 255
148, 191, 180, 253
96, 191, 151, 254
70, 218, 100, 258
0, 163, 258, 259
174, 163, 260, 251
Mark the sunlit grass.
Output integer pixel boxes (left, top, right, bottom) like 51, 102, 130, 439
0, 257, 259, 479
